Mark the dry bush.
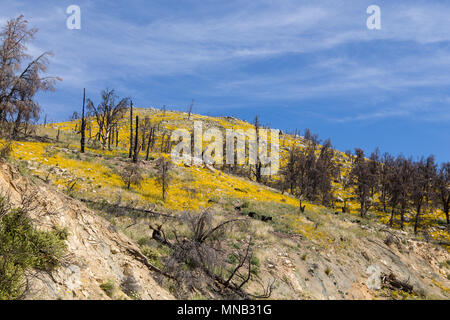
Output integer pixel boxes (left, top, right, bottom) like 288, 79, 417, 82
0, 141, 12, 160
120, 163, 143, 190
157, 211, 273, 299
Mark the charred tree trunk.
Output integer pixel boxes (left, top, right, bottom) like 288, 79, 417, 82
128, 102, 133, 158
400, 203, 405, 230
80, 88, 86, 153
146, 130, 152, 161
133, 115, 139, 163
389, 206, 395, 227
446, 205, 450, 225
116, 127, 119, 148
414, 203, 422, 234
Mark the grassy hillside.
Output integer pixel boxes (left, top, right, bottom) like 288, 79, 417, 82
2, 107, 449, 300
11, 107, 449, 244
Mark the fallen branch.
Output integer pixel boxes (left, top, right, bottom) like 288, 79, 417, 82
381, 273, 413, 293
79, 198, 176, 219
126, 247, 176, 281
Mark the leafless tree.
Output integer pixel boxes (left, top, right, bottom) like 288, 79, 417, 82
132, 115, 139, 163
128, 101, 133, 158
80, 88, 86, 153
387, 156, 413, 229
252, 115, 262, 183
435, 162, 450, 225
161, 211, 273, 299
0, 15, 60, 138
187, 99, 194, 120
349, 148, 378, 218
86, 89, 128, 150
145, 122, 158, 161
120, 163, 143, 190
155, 157, 172, 201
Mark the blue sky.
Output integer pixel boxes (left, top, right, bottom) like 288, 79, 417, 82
1, 0, 449, 162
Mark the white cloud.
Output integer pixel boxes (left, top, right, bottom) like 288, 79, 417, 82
1, 0, 450, 122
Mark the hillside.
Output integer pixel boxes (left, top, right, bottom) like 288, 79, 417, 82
2, 107, 450, 300
0, 161, 173, 300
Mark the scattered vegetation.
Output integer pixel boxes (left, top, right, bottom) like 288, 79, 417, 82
0, 194, 67, 300
100, 280, 115, 298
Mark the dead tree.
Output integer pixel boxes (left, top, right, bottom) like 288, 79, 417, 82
80, 88, 86, 153
145, 125, 155, 161
120, 163, 143, 190
0, 16, 60, 138
128, 101, 133, 158
349, 148, 378, 218
132, 115, 139, 163
86, 89, 128, 150
187, 99, 194, 120
436, 163, 450, 225
160, 211, 274, 299
155, 157, 171, 201
115, 126, 119, 148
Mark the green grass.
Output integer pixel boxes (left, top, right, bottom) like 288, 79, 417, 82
100, 280, 115, 298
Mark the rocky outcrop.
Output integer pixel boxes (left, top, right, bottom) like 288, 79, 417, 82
0, 162, 173, 300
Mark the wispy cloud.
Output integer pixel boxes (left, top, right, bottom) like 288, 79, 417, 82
0, 0, 449, 125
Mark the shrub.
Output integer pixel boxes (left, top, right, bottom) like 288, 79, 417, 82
141, 245, 164, 269
0, 207, 67, 300
100, 280, 115, 298
53, 225, 70, 241
120, 163, 143, 190
137, 237, 148, 247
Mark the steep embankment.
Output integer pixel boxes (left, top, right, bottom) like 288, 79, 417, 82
242, 210, 450, 299
0, 161, 173, 300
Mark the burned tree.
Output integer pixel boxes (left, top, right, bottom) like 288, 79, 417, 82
408, 156, 436, 234
120, 163, 143, 190
80, 88, 86, 153
0, 16, 60, 138
388, 156, 413, 229
281, 144, 300, 195
187, 99, 194, 120
159, 211, 273, 299
253, 115, 262, 183
349, 148, 378, 218
128, 101, 133, 158
132, 115, 139, 163
379, 152, 395, 213
145, 123, 157, 161
86, 89, 128, 150
435, 162, 450, 225
314, 139, 336, 206
155, 157, 172, 201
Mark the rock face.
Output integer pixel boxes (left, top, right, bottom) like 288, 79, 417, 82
0, 162, 173, 300
255, 228, 450, 300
